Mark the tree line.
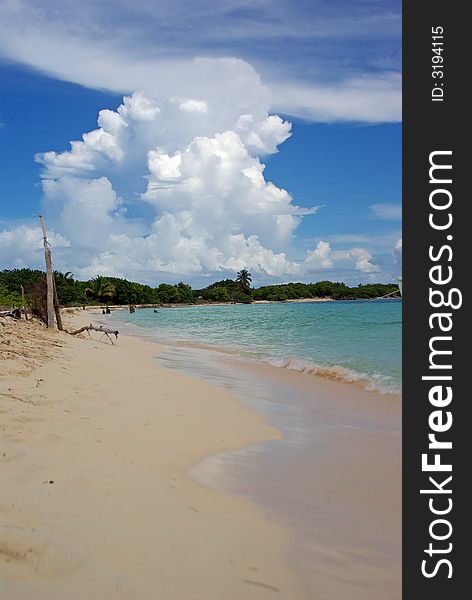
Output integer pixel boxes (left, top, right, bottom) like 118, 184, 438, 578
0, 268, 400, 308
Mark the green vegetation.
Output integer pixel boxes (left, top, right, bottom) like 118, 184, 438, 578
194, 278, 253, 303
0, 282, 21, 308
85, 276, 116, 303
252, 280, 398, 301
0, 268, 399, 309
236, 269, 252, 292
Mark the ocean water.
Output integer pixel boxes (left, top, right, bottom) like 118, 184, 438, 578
110, 299, 402, 394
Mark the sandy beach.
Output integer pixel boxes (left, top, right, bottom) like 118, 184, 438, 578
0, 313, 305, 599
1, 310, 401, 599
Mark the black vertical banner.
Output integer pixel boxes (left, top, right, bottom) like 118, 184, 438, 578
404, 3, 467, 598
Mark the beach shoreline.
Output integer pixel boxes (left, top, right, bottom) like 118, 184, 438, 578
0, 313, 305, 599
100, 308, 401, 598
82, 307, 401, 597
157, 342, 402, 599
53, 294, 368, 313
98, 303, 401, 396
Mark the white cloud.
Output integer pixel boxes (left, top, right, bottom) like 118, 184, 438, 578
393, 238, 402, 264
348, 248, 380, 273
118, 93, 161, 122
0, 225, 70, 269
41, 176, 127, 249
236, 113, 292, 154
304, 242, 379, 274
142, 128, 304, 248
304, 241, 334, 269
270, 73, 401, 123
370, 202, 402, 220
1, 90, 385, 283
0, 2, 401, 124
180, 99, 209, 114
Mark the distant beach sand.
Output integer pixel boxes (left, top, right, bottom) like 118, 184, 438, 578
1, 310, 400, 599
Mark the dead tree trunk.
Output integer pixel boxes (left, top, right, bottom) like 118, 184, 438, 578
21, 285, 28, 321
39, 214, 55, 329
52, 277, 63, 331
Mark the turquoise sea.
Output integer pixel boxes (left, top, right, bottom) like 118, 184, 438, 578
110, 299, 402, 394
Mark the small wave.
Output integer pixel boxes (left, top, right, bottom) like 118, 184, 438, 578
265, 357, 400, 395
106, 311, 401, 395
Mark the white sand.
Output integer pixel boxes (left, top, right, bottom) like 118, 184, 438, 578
0, 314, 305, 599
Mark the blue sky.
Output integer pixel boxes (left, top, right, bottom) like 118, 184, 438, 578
0, 0, 401, 286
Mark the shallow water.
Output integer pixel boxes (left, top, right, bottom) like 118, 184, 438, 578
110, 299, 402, 394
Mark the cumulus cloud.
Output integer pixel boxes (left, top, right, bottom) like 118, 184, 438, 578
142, 129, 306, 248
304, 241, 334, 269
347, 248, 380, 273
304, 242, 379, 274
1, 90, 384, 283
235, 114, 293, 154
0, 1, 403, 286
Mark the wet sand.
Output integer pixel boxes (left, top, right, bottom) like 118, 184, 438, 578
160, 346, 402, 599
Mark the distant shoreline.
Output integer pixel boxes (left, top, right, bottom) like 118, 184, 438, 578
62, 295, 403, 312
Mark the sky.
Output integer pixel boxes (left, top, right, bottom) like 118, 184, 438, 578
0, 0, 402, 287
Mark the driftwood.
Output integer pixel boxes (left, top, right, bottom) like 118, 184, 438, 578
68, 324, 119, 345
0, 309, 22, 319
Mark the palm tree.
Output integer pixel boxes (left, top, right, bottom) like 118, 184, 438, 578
54, 271, 75, 284
85, 276, 116, 303
236, 269, 252, 292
